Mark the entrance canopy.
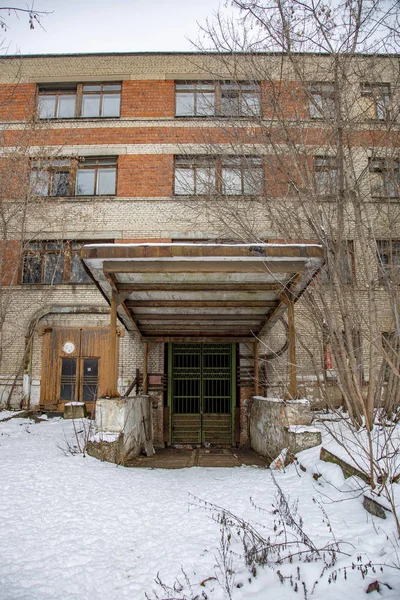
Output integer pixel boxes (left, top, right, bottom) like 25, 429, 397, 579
81, 243, 324, 343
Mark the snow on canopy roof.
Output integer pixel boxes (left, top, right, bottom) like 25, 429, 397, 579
84, 242, 323, 248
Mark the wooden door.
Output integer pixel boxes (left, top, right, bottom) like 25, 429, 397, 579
40, 327, 112, 412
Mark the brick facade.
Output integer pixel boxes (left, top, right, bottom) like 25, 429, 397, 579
0, 52, 399, 446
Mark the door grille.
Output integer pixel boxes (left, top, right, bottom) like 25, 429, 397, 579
170, 343, 234, 446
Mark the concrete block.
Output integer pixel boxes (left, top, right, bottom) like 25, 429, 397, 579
64, 402, 86, 420
286, 427, 322, 453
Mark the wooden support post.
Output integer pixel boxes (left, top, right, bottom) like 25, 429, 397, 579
107, 290, 119, 398
143, 341, 149, 395
287, 294, 298, 399
254, 341, 259, 396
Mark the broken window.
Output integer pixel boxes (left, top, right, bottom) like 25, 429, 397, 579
174, 156, 263, 196
30, 159, 72, 197
314, 156, 338, 195
175, 81, 261, 117
360, 83, 390, 121
369, 158, 400, 198
30, 157, 117, 197
38, 83, 121, 119
21, 240, 97, 284
308, 83, 336, 119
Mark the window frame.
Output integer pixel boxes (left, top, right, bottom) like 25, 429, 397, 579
360, 83, 391, 121
30, 158, 74, 197
21, 240, 108, 285
308, 82, 336, 120
369, 158, 400, 198
314, 156, 339, 196
376, 240, 400, 284
175, 81, 262, 118
37, 82, 122, 119
30, 157, 118, 198
75, 157, 118, 196
173, 155, 264, 196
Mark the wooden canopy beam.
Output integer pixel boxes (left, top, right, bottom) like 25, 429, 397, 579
103, 290, 120, 398
125, 300, 277, 308
116, 283, 283, 292
142, 336, 256, 343
103, 259, 308, 274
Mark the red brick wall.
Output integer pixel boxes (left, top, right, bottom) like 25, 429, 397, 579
0, 84, 36, 121
117, 154, 173, 197
121, 80, 175, 118
262, 81, 309, 120
0, 240, 21, 286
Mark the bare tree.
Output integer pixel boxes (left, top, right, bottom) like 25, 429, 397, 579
0, 4, 48, 33
177, 0, 400, 422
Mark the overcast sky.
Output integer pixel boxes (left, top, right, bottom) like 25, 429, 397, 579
1, 0, 231, 55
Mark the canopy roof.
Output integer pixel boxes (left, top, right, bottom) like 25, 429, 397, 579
81, 242, 324, 343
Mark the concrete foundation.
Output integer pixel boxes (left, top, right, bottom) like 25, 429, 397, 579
249, 396, 321, 460
86, 395, 154, 464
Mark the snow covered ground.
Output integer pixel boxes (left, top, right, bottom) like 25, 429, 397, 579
0, 415, 399, 600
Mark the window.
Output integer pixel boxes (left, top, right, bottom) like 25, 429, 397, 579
30, 157, 117, 197
30, 159, 72, 197
360, 83, 390, 121
220, 82, 261, 117
175, 82, 215, 117
174, 156, 264, 196
314, 156, 338, 195
376, 240, 400, 283
320, 241, 355, 285
308, 83, 336, 119
38, 83, 121, 119
22, 240, 95, 284
60, 358, 99, 402
369, 158, 399, 198
221, 157, 264, 195
37, 85, 77, 119
76, 157, 117, 196
174, 156, 216, 195
81, 84, 121, 118
175, 81, 261, 117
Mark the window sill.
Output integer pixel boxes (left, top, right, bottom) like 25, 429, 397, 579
173, 193, 263, 198
38, 116, 121, 122
19, 282, 94, 288
32, 195, 117, 200
174, 114, 262, 119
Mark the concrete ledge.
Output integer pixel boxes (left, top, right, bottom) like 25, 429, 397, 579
363, 495, 390, 519
287, 427, 322, 454
87, 433, 123, 463
320, 447, 369, 483
250, 396, 319, 459
87, 395, 154, 464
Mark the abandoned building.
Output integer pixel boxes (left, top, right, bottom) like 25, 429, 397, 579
0, 52, 398, 454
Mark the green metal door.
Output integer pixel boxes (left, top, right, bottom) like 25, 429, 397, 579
168, 343, 236, 446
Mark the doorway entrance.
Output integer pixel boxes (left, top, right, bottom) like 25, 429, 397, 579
40, 326, 111, 411
168, 343, 236, 446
